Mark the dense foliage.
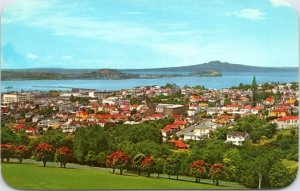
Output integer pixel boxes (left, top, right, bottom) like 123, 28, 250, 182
1, 116, 298, 188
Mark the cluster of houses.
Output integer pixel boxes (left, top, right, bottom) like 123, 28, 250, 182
1, 82, 299, 147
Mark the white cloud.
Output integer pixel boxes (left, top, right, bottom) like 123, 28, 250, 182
2, 0, 56, 24
227, 9, 266, 20
29, 15, 204, 65
27, 53, 38, 59
4, 2, 204, 66
62, 55, 72, 59
270, 0, 291, 7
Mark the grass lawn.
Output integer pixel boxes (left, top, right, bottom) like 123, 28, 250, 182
1, 161, 246, 190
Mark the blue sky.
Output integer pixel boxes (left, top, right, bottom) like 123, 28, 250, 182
1, 0, 298, 69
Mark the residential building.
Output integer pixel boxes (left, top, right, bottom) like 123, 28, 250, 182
226, 132, 250, 146
275, 116, 299, 130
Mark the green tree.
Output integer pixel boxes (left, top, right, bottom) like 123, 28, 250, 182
253, 156, 271, 189
163, 158, 173, 179
268, 161, 296, 188
154, 158, 165, 178
223, 98, 231, 105
251, 76, 258, 107
166, 152, 188, 180
96, 152, 107, 167
1, 127, 18, 144
133, 153, 146, 176
222, 148, 242, 182
14, 145, 31, 163
0, 144, 15, 163
73, 125, 113, 163
85, 151, 97, 166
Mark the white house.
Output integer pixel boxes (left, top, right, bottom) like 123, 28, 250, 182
275, 116, 299, 130
180, 120, 218, 141
61, 120, 80, 133
226, 132, 249, 146
183, 127, 211, 141
102, 97, 119, 105
187, 104, 201, 116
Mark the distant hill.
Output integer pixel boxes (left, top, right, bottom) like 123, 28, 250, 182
2, 61, 298, 75
122, 61, 298, 73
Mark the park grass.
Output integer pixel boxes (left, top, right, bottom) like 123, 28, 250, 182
1, 161, 246, 190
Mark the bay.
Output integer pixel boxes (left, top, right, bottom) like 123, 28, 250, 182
1, 71, 298, 92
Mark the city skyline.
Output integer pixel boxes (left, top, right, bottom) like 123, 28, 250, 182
1, 0, 299, 69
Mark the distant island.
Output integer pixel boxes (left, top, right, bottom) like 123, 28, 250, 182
2, 61, 297, 80
1, 69, 221, 80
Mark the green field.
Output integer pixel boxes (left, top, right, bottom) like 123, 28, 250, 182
1, 161, 246, 190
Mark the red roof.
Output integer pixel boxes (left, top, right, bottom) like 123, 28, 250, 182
172, 114, 182, 119
1, 106, 9, 113
26, 127, 36, 132
103, 105, 116, 109
168, 140, 188, 148
112, 114, 125, 119
266, 97, 275, 102
191, 95, 201, 99
272, 109, 288, 113
14, 124, 26, 130
173, 120, 187, 126
226, 104, 241, 108
78, 111, 88, 116
149, 114, 164, 118
98, 120, 106, 123
276, 116, 299, 122
219, 115, 233, 120
243, 105, 252, 109
240, 97, 249, 101
162, 125, 179, 132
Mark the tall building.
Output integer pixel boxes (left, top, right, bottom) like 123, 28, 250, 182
2, 93, 34, 103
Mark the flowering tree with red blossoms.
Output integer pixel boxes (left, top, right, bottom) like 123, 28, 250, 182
189, 160, 206, 183
14, 145, 31, 163
55, 147, 74, 168
141, 156, 155, 177
209, 163, 224, 186
106, 151, 130, 175
0, 144, 15, 163
35, 143, 55, 167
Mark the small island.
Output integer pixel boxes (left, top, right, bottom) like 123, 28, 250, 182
190, 70, 222, 77
1, 69, 222, 80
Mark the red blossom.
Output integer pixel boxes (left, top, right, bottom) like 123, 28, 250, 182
0, 144, 15, 162
34, 142, 55, 167
209, 163, 224, 178
141, 156, 155, 168
190, 160, 206, 180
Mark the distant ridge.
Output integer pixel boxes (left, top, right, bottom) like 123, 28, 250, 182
2, 61, 298, 74
122, 61, 298, 73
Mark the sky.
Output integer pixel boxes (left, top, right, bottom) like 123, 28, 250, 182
1, 0, 299, 69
